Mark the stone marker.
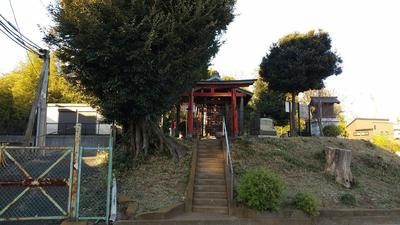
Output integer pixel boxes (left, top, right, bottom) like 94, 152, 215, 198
259, 118, 276, 136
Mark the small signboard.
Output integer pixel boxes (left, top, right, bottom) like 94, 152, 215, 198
285, 101, 290, 113
299, 104, 309, 119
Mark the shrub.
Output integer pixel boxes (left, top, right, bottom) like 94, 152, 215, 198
323, 125, 341, 137
340, 193, 356, 206
294, 192, 319, 216
372, 135, 400, 153
238, 168, 284, 211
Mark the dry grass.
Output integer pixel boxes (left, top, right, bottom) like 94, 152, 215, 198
117, 139, 193, 214
231, 137, 400, 209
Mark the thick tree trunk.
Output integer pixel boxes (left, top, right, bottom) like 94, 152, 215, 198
290, 92, 297, 136
126, 116, 187, 161
325, 147, 354, 188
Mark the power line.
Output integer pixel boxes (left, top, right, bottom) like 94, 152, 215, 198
7, 0, 41, 74
0, 20, 40, 53
0, 15, 42, 51
0, 24, 33, 52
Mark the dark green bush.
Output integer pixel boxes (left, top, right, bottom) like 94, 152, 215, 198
340, 193, 356, 206
323, 125, 341, 137
294, 192, 319, 216
238, 168, 284, 211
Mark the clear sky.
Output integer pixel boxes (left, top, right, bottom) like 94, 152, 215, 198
1, 0, 400, 123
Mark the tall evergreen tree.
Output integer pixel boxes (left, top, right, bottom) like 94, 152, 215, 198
46, 0, 236, 158
259, 30, 342, 136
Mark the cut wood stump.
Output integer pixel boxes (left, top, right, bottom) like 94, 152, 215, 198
325, 147, 354, 188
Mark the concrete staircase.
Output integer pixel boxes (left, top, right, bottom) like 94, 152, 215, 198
193, 139, 228, 214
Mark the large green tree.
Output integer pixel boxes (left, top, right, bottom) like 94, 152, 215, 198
259, 30, 342, 136
46, 0, 235, 159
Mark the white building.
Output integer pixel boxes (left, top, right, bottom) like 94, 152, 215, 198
47, 103, 111, 135
393, 123, 400, 140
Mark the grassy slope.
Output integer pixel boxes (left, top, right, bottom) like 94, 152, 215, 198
231, 137, 400, 209
117, 140, 193, 214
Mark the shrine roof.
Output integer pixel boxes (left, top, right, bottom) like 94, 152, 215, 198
309, 96, 340, 105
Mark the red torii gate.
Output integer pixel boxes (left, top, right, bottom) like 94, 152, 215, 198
182, 77, 255, 137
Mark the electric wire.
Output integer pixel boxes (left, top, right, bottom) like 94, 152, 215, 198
7, 0, 41, 75
0, 21, 40, 54
0, 14, 42, 50
0, 25, 33, 52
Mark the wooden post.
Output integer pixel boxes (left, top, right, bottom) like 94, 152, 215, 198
297, 102, 301, 136
69, 123, 81, 219
239, 96, 244, 136
187, 89, 194, 137
231, 89, 238, 137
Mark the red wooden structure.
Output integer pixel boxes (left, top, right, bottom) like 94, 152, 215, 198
180, 75, 255, 137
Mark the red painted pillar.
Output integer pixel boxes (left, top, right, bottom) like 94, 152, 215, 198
188, 89, 194, 137
231, 89, 238, 137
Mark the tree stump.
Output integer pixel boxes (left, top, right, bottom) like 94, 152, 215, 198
325, 147, 354, 188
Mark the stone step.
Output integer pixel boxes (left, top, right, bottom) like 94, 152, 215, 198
198, 158, 224, 163
197, 162, 224, 168
195, 185, 226, 192
195, 178, 226, 185
194, 191, 227, 199
193, 198, 228, 207
197, 167, 224, 174
197, 153, 224, 159
198, 151, 223, 155
196, 172, 225, 179
192, 205, 228, 214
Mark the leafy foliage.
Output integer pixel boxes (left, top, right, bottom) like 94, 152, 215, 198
372, 135, 400, 153
294, 192, 319, 216
238, 168, 284, 211
323, 125, 341, 137
259, 30, 342, 94
251, 78, 289, 126
46, 0, 235, 126
340, 193, 356, 206
0, 53, 86, 134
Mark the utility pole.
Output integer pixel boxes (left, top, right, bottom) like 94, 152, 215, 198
24, 49, 50, 146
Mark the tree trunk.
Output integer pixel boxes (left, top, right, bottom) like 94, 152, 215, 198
325, 147, 353, 188
126, 116, 187, 161
290, 92, 297, 136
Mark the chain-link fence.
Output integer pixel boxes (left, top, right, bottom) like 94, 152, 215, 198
0, 146, 73, 221
0, 124, 114, 223
77, 146, 112, 220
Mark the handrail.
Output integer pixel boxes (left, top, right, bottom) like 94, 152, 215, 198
222, 117, 233, 208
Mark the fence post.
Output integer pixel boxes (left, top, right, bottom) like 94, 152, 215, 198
105, 125, 115, 223
69, 123, 81, 220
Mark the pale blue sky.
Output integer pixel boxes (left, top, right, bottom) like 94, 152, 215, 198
1, 0, 400, 122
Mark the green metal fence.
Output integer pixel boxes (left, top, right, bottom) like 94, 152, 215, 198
76, 141, 113, 221
0, 124, 114, 223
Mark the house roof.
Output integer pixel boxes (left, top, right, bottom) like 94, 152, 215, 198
309, 96, 340, 105
346, 118, 390, 128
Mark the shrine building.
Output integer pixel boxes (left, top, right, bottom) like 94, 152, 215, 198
180, 74, 255, 137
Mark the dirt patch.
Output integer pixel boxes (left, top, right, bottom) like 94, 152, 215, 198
117, 139, 193, 214
231, 137, 400, 209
